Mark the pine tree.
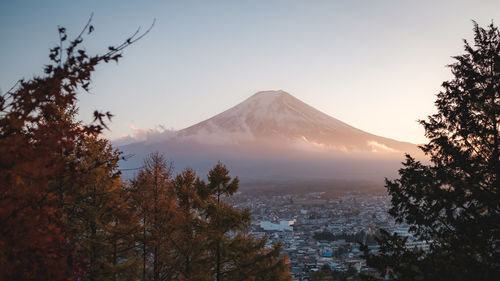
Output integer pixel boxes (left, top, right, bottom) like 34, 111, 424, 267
129, 160, 291, 280
67, 136, 140, 281
130, 152, 181, 281
201, 162, 250, 281
362, 22, 500, 280
199, 162, 292, 281
224, 234, 291, 281
107, 181, 142, 281
171, 168, 211, 280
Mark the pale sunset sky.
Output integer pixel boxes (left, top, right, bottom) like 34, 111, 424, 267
1, 0, 500, 144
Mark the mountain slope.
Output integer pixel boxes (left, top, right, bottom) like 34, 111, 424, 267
119, 90, 424, 184
175, 90, 419, 155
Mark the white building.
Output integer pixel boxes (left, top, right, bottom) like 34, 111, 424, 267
260, 220, 295, 231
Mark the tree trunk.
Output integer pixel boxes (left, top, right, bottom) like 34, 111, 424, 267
216, 241, 221, 281
112, 240, 117, 281
143, 217, 147, 281
216, 189, 221, 281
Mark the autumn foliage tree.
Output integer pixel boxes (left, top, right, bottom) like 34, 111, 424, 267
0, 18, 151, 280
171, 168, 210, 280
130, 159, 292, 281
130, 152, 181, 281
68, 136, 140, 281
362, 22, 500, 280
0, 17, 291, 281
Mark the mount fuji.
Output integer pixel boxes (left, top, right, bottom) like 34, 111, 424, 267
119, 90, 424, 187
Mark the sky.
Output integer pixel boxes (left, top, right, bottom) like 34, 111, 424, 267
1, 0, 500, 144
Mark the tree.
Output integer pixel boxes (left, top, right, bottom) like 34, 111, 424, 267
171, 168, 211, 280
68, 136, 140, 281
202, 162, 246, 281
199, 162, 292, 281
223, 233, 291, 281
0, 18, 152, 280
129, 159, 291, 280
362, 22, 500, 280
130, 152, 181, 281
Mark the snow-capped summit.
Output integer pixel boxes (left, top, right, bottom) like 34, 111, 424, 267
176, 90, 417, 154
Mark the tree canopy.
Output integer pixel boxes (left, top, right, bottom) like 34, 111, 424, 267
0, 17, 148, 280
0, 19, 291, 281
362, 22, 500, 281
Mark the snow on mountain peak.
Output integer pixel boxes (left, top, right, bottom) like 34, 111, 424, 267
248, 89, 290, 100
157, 90, 422, 157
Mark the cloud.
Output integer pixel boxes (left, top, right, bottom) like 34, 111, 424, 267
366, 140, 399, 153
113, 124, 177, 146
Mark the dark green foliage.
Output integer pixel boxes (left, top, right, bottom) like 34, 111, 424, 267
362, 22, 500, 281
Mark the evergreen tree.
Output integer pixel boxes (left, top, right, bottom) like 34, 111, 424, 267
171, 168, 211, 280
125, 159, 292, 280
362, 22, 500, 280
68, 136, 140, 281
130, 152, 181, 281
203, 162, 246, 281
224, 233, 291, 281
107, 180, 142, 281
199, 162, 292, 281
